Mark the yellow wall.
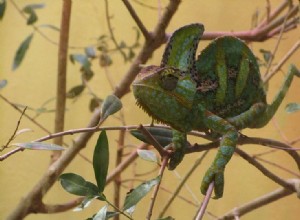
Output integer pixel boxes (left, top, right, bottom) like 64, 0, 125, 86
1, 0, 300, 219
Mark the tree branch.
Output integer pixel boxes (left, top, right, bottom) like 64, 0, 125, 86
52, 0, 72, 162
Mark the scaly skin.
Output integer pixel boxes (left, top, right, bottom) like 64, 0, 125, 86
132, 23, 299, 199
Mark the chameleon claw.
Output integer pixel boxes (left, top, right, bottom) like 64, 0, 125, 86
200, 166, 224, 199
167, 149, 185, 170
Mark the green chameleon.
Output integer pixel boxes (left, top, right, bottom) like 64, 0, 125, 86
132, 23, 299, 198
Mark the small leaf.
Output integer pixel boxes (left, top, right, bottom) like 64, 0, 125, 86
39, 24, 60, 31
15, 128, 33, 136
85, 46, 96, 58
99, 53, 112, 67
12, 142, 65, 150
0, 0, 6, 20
70, 54, 89, 66
101, 95, 122, 120
12, 34, 34, 70
60, 173, 99, 196
93, 131, 109, 193
123, 176, 161, 211
130, 127, 173, 147
23, 4, 44, 25
137, 149, 158, 163
89, 97, 102, 112
286, 103, 300, 113
93, 205, 108, 220
0, 79, 7, 89
66, 85, 85, 98
259, 49, 273, 63
73, 196, 95, 211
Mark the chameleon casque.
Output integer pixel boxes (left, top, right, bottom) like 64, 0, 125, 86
132, 23, 299, 198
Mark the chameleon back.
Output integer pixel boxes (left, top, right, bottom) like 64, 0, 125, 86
194, 36, 266, 118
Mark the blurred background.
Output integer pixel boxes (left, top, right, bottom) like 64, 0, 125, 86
0, 0, 299, 219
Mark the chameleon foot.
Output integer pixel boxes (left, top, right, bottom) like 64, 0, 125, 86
167, 148, 185, 170
200, 166, 225, 199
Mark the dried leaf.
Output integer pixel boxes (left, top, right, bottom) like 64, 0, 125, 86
12, 142, 64, 150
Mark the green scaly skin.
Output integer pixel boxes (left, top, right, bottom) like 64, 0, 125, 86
132, 23, 299, 199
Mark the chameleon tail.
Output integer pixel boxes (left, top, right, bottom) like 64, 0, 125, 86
254, 64, 299, 128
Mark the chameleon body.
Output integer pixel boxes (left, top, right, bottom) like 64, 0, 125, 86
132, 23, 299, 198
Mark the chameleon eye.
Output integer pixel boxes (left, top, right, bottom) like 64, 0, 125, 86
160, 74, 179, 91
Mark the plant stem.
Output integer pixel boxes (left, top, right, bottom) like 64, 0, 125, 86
52, 0, 72, 162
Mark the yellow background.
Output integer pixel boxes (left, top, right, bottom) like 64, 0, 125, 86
0, 0, 299, 219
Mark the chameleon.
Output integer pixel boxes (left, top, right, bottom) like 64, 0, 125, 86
132, 23, 299, 198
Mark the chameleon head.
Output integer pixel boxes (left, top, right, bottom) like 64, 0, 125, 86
132, 65, 197, 131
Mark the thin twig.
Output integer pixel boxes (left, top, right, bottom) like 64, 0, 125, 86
121, 0, 151, 40
1, 107, 27, 152
138, 124, 169, 157
195, 182, 214, 220
264, 39, 300, 82
114, 130, 125, 220
147, 155, 168, 220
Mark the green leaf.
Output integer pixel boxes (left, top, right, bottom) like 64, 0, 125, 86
85, 46, 96, 58
137, 149, 158, 163
123, 176, 161, 211
73, 196, 95, 211
59, 173, 99, 196
12, 33, 34, 70
39, 24, 60, 31
0, 0, 6, 20
23, 4, 44, 25
286, 103, 300, 113
99, 53, 112, 67
93, 131, 109, 193
0, 79, 7, 89
259, 49, 273, 63
130, 127, 173, 147
70, 54, 90, 66
66, 85, 85, 98
101, 95, 122, 120
93, 205, 108, 220
12, 142, 65, 150
89, 97, 102, 112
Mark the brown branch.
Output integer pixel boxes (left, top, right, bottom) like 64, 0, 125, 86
121, 0, 151, 40
218, 179, 300, 220
52, 0, 72, 162
147, 155, 168, 220
114, 129, 125, 220
39, 197, 84, 213
195, 182, 214, 220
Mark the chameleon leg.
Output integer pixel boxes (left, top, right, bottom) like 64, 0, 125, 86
200, 109, 238, 199
168, 130, 187, 170
254, 64, 300, 128
227, 102, 266, 130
